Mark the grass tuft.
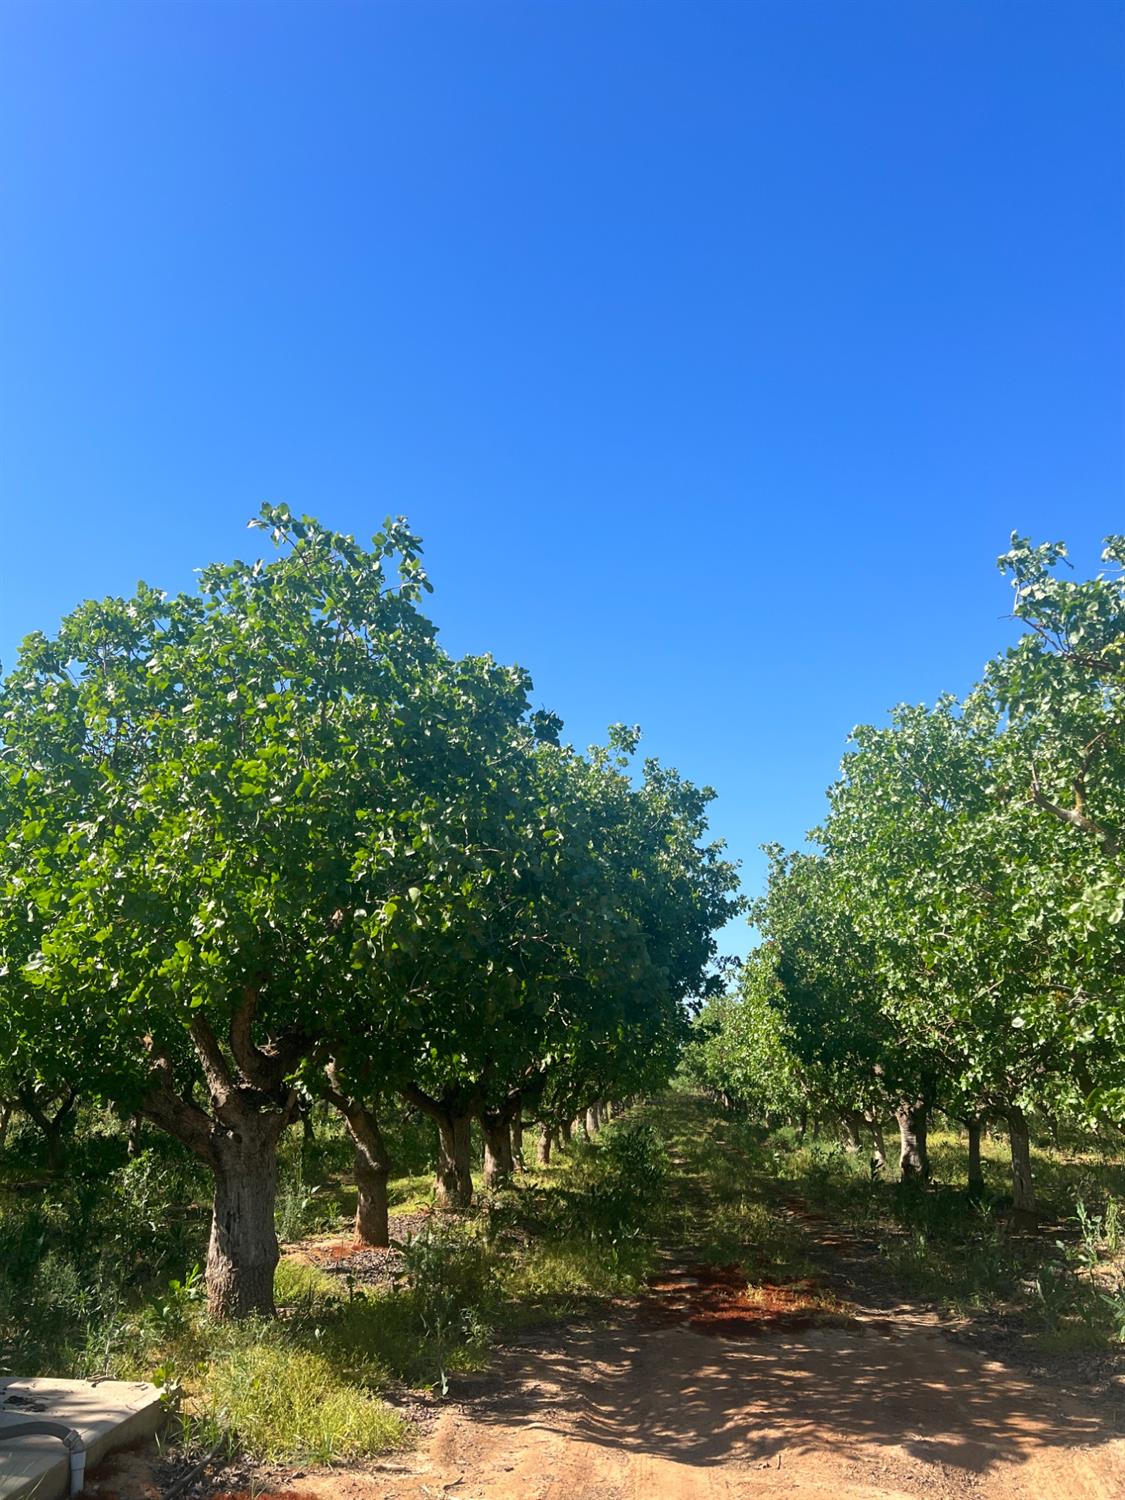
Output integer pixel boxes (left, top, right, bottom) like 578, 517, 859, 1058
201, 1343, 409, 1464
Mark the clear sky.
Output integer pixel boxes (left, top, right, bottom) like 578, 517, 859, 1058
1, 1, 1122, 958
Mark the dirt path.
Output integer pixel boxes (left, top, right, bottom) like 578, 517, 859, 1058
248, 1264, 1125, 1500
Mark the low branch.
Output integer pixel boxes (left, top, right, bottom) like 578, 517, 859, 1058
141, 1056, 217, 1166
189, 1014, 235, 1108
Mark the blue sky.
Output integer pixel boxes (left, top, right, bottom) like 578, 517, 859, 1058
1, 1, 1122, 958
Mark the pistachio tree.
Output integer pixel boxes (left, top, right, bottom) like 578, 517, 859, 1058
0, 508, 537, 1316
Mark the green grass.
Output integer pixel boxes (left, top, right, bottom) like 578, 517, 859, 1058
732, 1110, 1125, 1348
200, 1343, 408, 1464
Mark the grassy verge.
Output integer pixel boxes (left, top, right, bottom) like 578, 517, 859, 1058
754, 1116, 1125, 1352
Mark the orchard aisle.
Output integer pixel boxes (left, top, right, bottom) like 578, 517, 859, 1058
256, 1302, 1125, 1500
254, 1100, 1125, 1500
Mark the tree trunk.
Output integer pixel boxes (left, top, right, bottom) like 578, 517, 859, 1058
966, 1116, 985, 1198
896, 1099, 930, 1181
345, 1109, 391, 1248
537, 1125, 554, 1166
0, 1101, 10, 1149
1006, 1107, 1036, 1216
866, 1112, 887, 1172
841, 1112, 863, 1153
434, 1110, 474, 1209
353, 1144, 390, 1248
480, 1111, 515, 1190
796, 1106, 808, 1144
206, 1113, 283, 1320
585, 1105, 599, 1137
510, 1113, 526, 1171
18, 1086, 77, 1173
558, 1118, 572, 1147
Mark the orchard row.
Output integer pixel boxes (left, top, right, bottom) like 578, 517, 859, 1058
0, 508, 740, 1317
687, 534, 1125, 1214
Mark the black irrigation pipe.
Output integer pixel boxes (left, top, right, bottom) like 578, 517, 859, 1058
163, 1435, 229, 1500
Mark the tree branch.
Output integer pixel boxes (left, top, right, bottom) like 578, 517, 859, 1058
1028, 765, 1120, 857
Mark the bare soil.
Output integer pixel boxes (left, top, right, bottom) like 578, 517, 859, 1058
188, 1309, 1125, 1500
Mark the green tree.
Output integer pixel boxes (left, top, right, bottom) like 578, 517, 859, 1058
0, 507, 540, 1315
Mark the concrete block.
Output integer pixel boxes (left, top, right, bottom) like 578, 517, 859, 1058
0, 1378, 164, 1499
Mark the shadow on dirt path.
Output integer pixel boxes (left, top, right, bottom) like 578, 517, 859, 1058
234, 1302, 1125, 1499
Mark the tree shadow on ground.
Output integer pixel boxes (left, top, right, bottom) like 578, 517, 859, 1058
453, 1313, 1122, 1478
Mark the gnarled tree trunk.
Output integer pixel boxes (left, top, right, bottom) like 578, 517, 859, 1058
896, 1098, 930, 1181
140, 994, 303, 1321
403, 1085, 475, 1210
537, 1124, 554, 1166
206, 1108, 285, 1320
323, 1069, 393, 1248
435, 1110, 474, 1208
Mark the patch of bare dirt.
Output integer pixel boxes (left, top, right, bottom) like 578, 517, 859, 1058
278, 1236, 1125, 1500
644, 1259, 849, 1338
285, 1209, 436, 1290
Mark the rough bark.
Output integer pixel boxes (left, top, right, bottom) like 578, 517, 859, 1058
585, 1105, 600, 1137
480, 1109, 515, 1190
1006, 1106, 1037, 1216
558, 1118, 572, 1147
206, 1109, 284, 1320
536, 1125, 554, 1166
323, 1069, 392, 1247
896, 1099, 930, 1181
139, 995, 303, 1320
436, 1111, 474, 1207
352, 1142, 390, 1246
403, 1085, 475, 1209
